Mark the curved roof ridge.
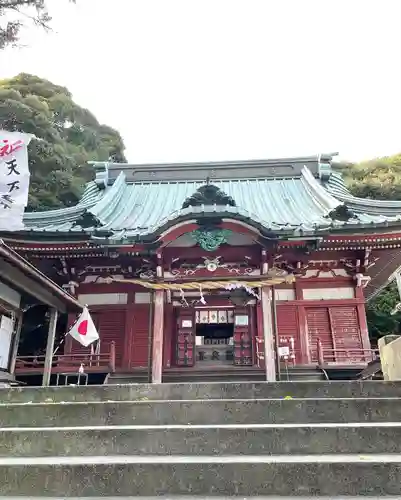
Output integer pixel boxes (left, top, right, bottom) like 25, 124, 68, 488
300, 166, 341, 214
326, 171, 401, 214
89, 172, 128, 225
92, 154, 333, 171
78, 181, 103, 206
23, 181, 102, 226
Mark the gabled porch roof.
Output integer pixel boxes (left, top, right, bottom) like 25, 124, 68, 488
0, 240, 81, 312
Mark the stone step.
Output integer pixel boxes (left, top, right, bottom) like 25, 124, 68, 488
1, 398, 401, 427
2, 422, 401, 457
0, 454, 400, 496
3, 381, 401, 403
0, 498, 396, 500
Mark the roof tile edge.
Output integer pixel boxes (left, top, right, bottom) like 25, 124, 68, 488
88, 153, 337, 185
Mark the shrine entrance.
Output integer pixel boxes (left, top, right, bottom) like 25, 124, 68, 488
174, 307, 253, 367
196, 323, 234, 365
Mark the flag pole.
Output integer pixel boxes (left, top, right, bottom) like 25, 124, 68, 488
42, 308, 59, 387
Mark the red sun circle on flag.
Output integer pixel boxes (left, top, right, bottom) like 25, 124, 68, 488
77, 320, 88, 336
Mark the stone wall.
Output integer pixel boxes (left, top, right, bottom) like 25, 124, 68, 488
379, 334, 401, 380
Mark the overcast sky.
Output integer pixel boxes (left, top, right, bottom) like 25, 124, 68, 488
1, 0, 400, 163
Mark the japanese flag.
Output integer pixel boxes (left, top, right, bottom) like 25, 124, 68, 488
68, 307, 99, 347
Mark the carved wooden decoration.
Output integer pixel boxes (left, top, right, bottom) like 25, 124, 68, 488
182, 183, 236, 208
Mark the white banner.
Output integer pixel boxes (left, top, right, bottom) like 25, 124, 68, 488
0, 130, 34, 231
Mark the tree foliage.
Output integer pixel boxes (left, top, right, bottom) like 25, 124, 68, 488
0, 73, 126, 209
334, 154, 401, 200
0, 0, 74, 50
366, 283, 401, 343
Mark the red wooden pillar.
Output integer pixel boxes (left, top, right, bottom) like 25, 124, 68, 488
151, 290, 164, 383
249, 304, 257, 366
123, 292, 135, 369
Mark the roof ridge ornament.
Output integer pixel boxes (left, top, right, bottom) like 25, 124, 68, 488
74, 211, 103, 229
88, 161, 109, 188
326, 204, 355, 222
182, 183, 236, 209
317, 152, 337, 181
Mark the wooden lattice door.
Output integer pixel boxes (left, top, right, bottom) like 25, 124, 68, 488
329, 306, 363, 363
306, 307, 334, 362
175, 309, 195, 367
233, 308, 252, 365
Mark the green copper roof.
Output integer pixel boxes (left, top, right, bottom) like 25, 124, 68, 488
325, 171, 401, 217
18, 155, 401, 241
22, 181, 103, 232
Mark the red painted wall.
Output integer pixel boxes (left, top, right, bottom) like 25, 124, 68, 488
274, 278, 369, 364
276, 305, 300, 363
128, 304, 151, 369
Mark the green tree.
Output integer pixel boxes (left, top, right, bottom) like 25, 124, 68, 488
366, 283, 401, 342
0, 0, 75, 49
0, 73, 126, 209
334, 154, 401, 200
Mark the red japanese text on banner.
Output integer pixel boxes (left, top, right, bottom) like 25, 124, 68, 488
0, 131, 34, 230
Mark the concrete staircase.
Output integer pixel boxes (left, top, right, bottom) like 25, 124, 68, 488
1, 381, 401, 496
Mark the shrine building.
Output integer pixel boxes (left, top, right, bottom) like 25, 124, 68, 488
4, 154, 401, 383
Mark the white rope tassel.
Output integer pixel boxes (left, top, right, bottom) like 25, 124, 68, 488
180, 288, 189, 307
199, 285, 207, 305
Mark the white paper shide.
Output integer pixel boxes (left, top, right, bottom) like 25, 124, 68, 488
0, 130, 33, 231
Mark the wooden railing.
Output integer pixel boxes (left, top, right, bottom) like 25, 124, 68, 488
317, 340, 379, 366
15, 342, 116, 374
255, 337, 379, 367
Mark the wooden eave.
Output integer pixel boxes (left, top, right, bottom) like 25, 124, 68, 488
0, 240, 82, 313
7, 216, 401, 248
8, 229, 401, 255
